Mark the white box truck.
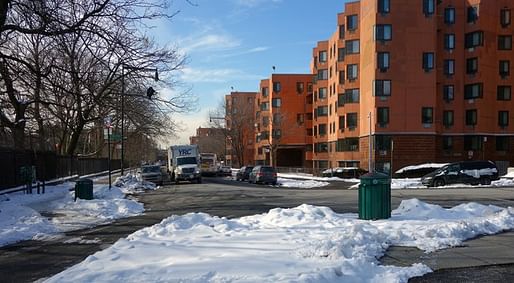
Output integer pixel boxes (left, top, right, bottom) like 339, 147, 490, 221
168, 145, 202, 184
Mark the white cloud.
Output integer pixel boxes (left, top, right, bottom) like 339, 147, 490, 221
179, 67, 261, 83
179, 34, 241, 53
171, 110, 213, 144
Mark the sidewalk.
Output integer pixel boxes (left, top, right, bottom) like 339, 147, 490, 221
381, 230, 514, 275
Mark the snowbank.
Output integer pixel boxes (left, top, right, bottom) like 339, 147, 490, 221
0, 175, 152, 247
45, 199, 514, 283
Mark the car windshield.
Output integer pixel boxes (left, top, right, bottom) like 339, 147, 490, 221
177, 157, 197, 165
142, 166, 160, 173
261, 167, 275, 172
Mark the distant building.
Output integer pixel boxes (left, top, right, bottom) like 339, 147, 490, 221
225, 92, 257, 168
189, 127, 226, 162
254, 74, 313, 168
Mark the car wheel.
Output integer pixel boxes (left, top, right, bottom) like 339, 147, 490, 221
480, 177, 491, 185
272, 181, 277, 186
433, 178, 445, 187
197, 178, 202, 184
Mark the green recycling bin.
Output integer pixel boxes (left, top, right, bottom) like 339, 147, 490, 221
75, 178, 93, 200
358, 172, 391, 220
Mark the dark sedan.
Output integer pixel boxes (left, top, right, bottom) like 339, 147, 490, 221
236, 166, 254, 181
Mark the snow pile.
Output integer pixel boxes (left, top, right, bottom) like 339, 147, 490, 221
113, 173, 157, 193
278, 177, 330, 188
0, 181, 145, 247
45, 199, 514, 283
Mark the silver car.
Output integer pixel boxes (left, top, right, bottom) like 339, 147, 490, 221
138, 165, 164, 185
248, 165, 277, 185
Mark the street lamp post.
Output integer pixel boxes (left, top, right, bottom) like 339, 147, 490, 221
121, 65, 159, 175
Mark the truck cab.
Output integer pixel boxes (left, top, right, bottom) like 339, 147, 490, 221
168, 145, 202, 184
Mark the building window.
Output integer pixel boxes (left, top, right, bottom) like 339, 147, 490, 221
377, 107, 389, 126
260, 102, 269, 111
272, 129, 281, 139
339, 115, 345, 130
318, 87, 327, 99
339, 70, 345, 84
444, 59, 455, 75
317, 69, 328, 80
444, 7, 455, 24
421, 107, 433, 124
501, 9, 511, 27
347, 14, 358, 31
378, 0, 390, 14
262, 87, 269, 97
317, 106, 328, 117
339, 25, 345, 39
319, 50, 327, 62
466, 109, 478, 126
464, 136, 481, 150
443, 136, 453, 150
443, 85, 454, 101
338, 48, 345, 61
498, 35, 512, 50
272, 98, 281, 108
496, 136, 509, 151
273, 82, 281, 92
422, 52, 434, 71
375, 24, 392, 41
498, 86, 511, 100
318, 124, 327, 136
374, 80, 391, 96
336, 138, 359, 152
347, 113, 358, 128
443, 111, 454, 127
297, 113, 304, 124
346, 40, 360, 54
464, 83, 483, 99
375, 135, 392, 151
499, 60, 510, 76
262, 116, 269, 127
467, 6, 479, 23
465, 31, 483, 48
347, 64, 358, 80
345, 88, 360, 103
466, 57, 478, 74
423, 0, 435, 16
377, 52, 390, 71
444, 34, 455, 50
296, 82, 304, 94
499, 111, 509, 127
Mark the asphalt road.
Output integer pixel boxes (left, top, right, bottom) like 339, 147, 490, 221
0, 177, 513, 282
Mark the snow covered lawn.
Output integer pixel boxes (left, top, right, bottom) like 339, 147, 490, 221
45, 199, 514, 283
0, 174, 155, 247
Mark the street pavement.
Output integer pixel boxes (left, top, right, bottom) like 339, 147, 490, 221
0, 176, 513, 282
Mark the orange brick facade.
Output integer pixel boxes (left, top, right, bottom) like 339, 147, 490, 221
226, 0, 514, 173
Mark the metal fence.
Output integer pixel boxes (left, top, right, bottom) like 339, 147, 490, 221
0, 148, 121, 191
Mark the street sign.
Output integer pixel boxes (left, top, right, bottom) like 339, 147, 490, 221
110, 134, 122, 142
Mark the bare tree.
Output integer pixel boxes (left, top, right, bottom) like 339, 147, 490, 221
0, 0, 195, 152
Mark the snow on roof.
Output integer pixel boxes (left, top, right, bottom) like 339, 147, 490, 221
395, 163, 449, 174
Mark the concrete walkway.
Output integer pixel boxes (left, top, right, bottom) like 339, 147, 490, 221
381, 230, 514, 281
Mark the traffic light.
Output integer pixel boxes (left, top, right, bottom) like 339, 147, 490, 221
146, 87, 156, 99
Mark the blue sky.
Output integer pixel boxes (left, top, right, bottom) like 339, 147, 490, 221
154, 0, 349, 144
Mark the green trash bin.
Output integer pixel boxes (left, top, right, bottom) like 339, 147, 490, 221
75, 178, 93, 201
359, 172, 391, 220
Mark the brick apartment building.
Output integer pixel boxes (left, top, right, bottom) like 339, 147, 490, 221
189, 127, 226, 162
225, 92, 257, 168
225, 0, 513, 173
310, 0, 514, 174
253, 74, 314, 167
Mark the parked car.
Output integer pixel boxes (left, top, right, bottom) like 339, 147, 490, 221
236, 166, 254, 181
248, 165, 277, 185
421, 160, 499, 187
137, 164, 164, 185
218, 166, 232, 176
322, 167, 368, 179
